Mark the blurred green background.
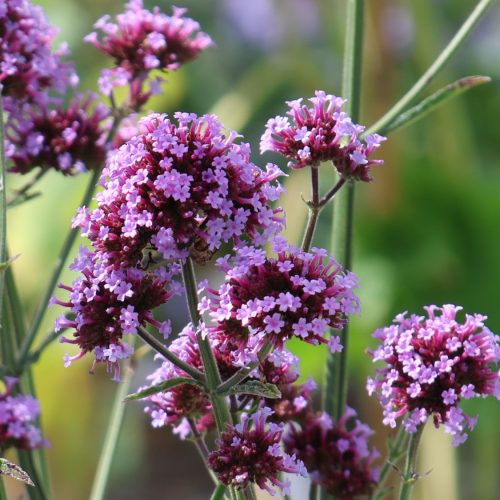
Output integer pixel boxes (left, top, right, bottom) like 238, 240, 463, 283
4, 0, 500, 498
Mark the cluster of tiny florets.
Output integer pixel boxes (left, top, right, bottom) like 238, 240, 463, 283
0, 0, 77, 105
0, 377, 47, 451
260, 90, 385, 181
85, 0, 213, 108
73, 112, 285, 267
202, 237, 359, 356
208, 408, 307, 495
367, 304, 500, 445
284, 408, 379, 499
5, 93, 109, 175
53, 247, 179, 380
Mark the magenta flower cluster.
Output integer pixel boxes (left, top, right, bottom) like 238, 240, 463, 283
0, 378, 46, 451
208, 407, 307, 496
284, 408, 380, 499
53, 248, 178, 380
6, 94, 109, 175
367, 304, 500, 446
73, 112, 285, 267
203, 237, 360, 358
85, 0, 213, 109
0, 0, 76, 104
261, 90, 385, 180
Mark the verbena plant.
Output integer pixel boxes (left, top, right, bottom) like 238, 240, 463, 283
0, 1, 498, 499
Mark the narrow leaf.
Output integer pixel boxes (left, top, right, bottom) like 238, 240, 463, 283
381, 76, 491, 135
124, 377, 203, 401
219, 380, 281, 399
0, 458, 34, 486
209, 483, 226, 500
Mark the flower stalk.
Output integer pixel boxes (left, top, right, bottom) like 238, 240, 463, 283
399, 424, 425, 500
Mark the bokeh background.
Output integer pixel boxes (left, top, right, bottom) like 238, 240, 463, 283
4, 0, 500, 498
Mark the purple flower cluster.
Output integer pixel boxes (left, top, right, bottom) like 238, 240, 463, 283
0, 0, 77, 104
367, 305, 500, 445
208, 407, 307, 496
53, 247, 179, 380
260, 90, 385, 181
284, 408, 379, 499
0, 378, 46, 450
5, 93, 109, 175
73, 112, 285, 267
203, 237, 359, 356
85, 0, 213, 109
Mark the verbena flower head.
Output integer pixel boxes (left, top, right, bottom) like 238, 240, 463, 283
0, 0, 77, 103
53, 247, 179, 380
0, 377, 47, 450
208, 407, 307, 495
367, 304, 500, 446
203, 237, 359, 355
284, 408, 379, 499
85, 0, 212, 108
260, 90, 385, 181
74, 112, 285, 267
5, 94, 109, 175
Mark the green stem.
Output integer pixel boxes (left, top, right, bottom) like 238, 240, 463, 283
399, 425, 425, 500
301, 165, 320, 252
136, 326, 204, 382
17, 166, 101, 366
0, 478, 7, 500
371, 427, 408, 500
181, 259, 232, 432
0, 91, 7, 351
89, 359, 134, 500
367, 0, 495, 136
324, 0, 364, 425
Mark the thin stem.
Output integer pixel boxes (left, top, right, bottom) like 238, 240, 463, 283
187, 418, 211, 460
302, 166, 347, 253
0, 91, 7, 349
89, 358, 134, 500
7, 168, 47, 207
301, 165, 320, 252
398, 425, 425, 500
324, 0, 364, 424
181, 259, 232, 432
136, 326, 204, 382
367, 0, 495, 136
17, 166, 101, 366
371, 427, 408, 500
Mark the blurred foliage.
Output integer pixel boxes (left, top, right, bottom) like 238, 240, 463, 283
5, 0, 500, 499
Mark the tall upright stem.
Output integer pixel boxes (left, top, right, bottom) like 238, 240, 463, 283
324, 0, 365, 423
17, 166, 101, 366
0, 91, 7, 343
181, 259, 232, 432
399, 425, 425, 500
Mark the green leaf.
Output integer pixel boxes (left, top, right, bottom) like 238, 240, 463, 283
219, 380, 281, 399
209, 483, 226, 500
377, 75, 491, 135
124, 377, 203, 401
0, 458, 34, 486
